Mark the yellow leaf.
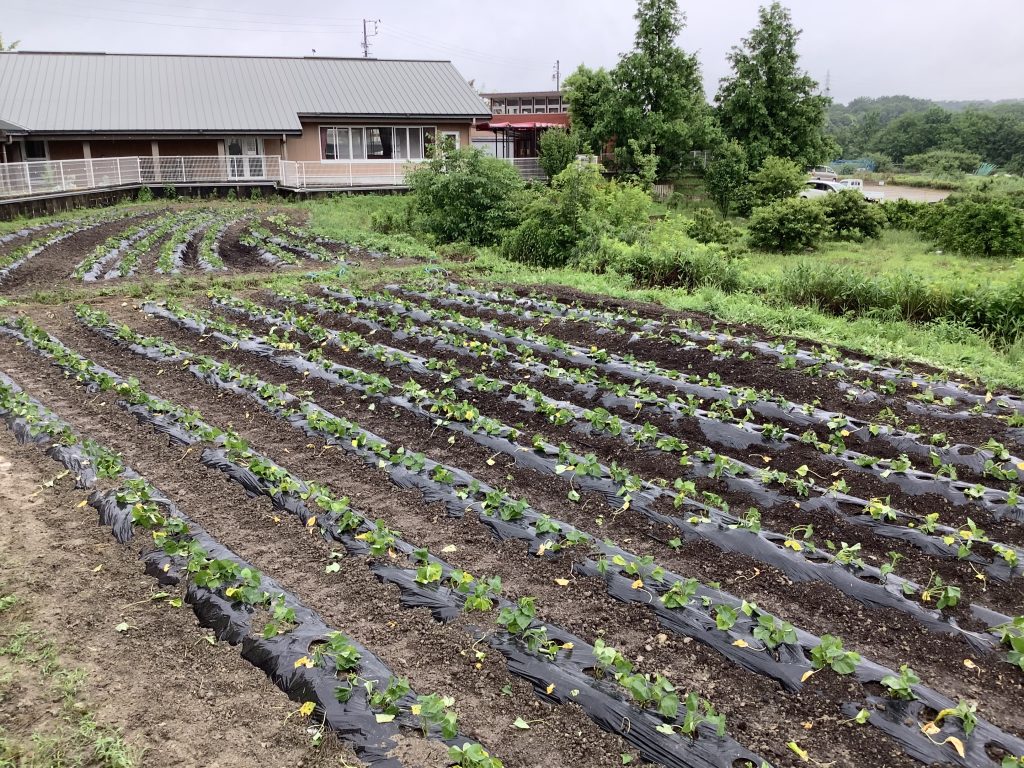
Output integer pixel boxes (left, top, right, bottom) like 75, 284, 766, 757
787, 741, 809, 762
1017, 462, 1024, 471
536, 541, 551, 556
554, 578, 570, 586
630, 578, 644, 589
298, 701, 316, 717
486, 458, 495, 466
840, 429, 851, 437
762, 455, 772, 463
306, 516, 316, 527
802, 721, 813, 730
162, 562, 171, 573
784, 539, 803, 551
911, 381, 919, 388
92, 564, 103, 573
733, 639, 750, 648
410, 704, 422, 716
561, 642, 574, 650
985, 391, 994, 403
76, 499, 89, 508
545, 683, 555, 694
943, 736, 965, 758
963, 658, 978, 669
800, 669, 816, 682
921, 721, 941, 736
293, 656, 313, 669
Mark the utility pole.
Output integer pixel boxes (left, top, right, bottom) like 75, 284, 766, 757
362, 19, 380, 58
552, 59, 561, 91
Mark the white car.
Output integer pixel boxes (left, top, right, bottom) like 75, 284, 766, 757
799, 179, 845, 199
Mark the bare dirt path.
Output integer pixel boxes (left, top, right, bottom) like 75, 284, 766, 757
0, 427, 361, 768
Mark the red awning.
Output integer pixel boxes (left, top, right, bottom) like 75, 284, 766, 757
479, 121, 564, 130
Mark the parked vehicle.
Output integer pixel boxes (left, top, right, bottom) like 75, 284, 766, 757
799, 179, 845, 199
839, 178, 885, 201
808, 165, 838, 181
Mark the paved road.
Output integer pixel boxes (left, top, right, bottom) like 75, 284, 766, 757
864, 183, 951, 202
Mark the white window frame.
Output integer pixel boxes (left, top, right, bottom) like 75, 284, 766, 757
441, 131, 461, 150
322, 126, 437, 162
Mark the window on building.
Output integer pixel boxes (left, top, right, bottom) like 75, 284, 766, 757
365, 127, 394, 159
507, 99, 520, 115
24, 140, 48, 161
491, 98, 505, 114
321, 126, 436, 160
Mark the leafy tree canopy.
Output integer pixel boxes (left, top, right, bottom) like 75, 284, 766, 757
715, 2, 834, 168
564, 0, 716, 179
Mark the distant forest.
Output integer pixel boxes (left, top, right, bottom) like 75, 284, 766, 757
827, 96, 1024, 171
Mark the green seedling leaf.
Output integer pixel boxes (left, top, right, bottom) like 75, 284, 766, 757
168, 598, 183, 608
512, 717, 531, 729
375, 713, 396, 724
115, 622, 130, 633
325, 562, 341, 574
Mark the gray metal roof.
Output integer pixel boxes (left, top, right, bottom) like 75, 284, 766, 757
0, 52, 491, 134
0, 118, 25, 134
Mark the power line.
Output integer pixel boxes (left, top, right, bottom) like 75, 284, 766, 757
7, 3, 359, 35
35, 0, 364, 26
386, 26, 536, 67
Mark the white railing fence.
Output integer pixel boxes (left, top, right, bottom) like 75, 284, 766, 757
0, 155, 282, 200
498, 156, 547, 181
280, 160, 418, 189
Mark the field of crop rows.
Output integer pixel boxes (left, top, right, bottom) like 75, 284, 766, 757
1, 204, 1023, 768
0, 204, 385, 296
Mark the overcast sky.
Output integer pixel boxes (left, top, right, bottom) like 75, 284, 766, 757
2, 0, 1022, 104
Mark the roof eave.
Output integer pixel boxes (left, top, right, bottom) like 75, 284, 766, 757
296, 112, 492, 121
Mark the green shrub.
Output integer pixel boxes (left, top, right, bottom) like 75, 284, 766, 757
819, 190, 886, 241
878, 199, 929, 230
749, 156, 806, 207
601, 236, 741, 292
407, 146, 526, 245
903, 149, 983, 176
932, 199, 1024, 257
748, 198, 829, 252
538, 129, 581, 179
774, 263, 1024, 344
502, 163, 650, 268
702, 139, 749, 216
136, 186, 154, 203
685, 208, 741, 244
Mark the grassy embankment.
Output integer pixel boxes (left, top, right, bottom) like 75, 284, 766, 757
303, 194, 1024, 390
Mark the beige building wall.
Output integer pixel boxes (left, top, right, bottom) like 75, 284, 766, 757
289, 120, 473, 162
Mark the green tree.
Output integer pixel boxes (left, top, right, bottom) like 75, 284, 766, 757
703, 139, 749, 216
563, 65, 614, 153
0, 35, 18, 51
564, 0, 716, 178
538, 128, 581, 179
609, 0, 717, 177
715, 2, 834, 168
749, 155, 805, 206
407, 145, 525, 246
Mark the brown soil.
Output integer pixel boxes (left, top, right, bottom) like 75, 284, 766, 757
0, 426, 362, 768
2, 205, 1023, 768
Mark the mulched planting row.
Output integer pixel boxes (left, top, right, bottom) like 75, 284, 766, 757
25, 296, 1024, 765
